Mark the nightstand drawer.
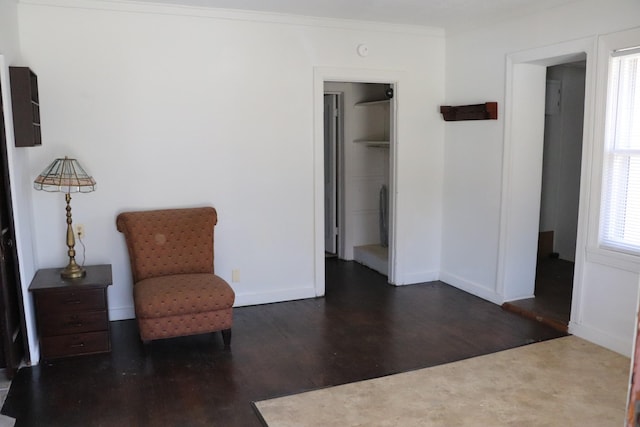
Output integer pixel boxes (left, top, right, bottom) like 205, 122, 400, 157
41, 331, 110, 359
35, 288, 106, 313
40, 310, 108, 336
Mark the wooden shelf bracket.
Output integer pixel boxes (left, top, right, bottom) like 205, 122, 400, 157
440, 102, 498, 121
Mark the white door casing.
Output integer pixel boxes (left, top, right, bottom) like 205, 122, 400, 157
313, 67, 402, 296
498, 37, 596, 330
324, 94, 338, 254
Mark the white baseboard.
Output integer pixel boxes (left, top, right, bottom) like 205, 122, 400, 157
233, 287, 318, 307
503, 293, 536, 302
395, 269, 439, 286
439, 271, 503, 305
569, 321, 632, 357
28, 347, 40, 366
107, 287, 319, 321
108, 306, 136, 321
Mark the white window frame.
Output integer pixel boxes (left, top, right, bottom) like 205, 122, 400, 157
586, 28, 640, 273
599, 49, 640, 255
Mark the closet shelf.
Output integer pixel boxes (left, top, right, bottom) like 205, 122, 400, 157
354, 139, 390, 147
355, 99, 390, 107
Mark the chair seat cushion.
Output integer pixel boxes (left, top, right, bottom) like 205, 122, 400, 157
134, 273, 235, 319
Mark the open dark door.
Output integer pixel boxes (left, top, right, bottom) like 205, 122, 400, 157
0, 78, 28, 378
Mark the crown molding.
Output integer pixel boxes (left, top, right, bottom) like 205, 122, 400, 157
18, 0, 445, 38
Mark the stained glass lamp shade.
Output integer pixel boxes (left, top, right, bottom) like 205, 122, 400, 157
34, 157, 96, 279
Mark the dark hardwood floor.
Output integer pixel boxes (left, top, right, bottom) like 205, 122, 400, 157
502, 257, 574, 332
2, 259, 565, 426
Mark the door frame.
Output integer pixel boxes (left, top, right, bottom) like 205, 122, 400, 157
497, 38, 597, 329
0, 62, 30, 369
0, 55, 37, 363
323, 92, 341, 256
313, 67, 401, 296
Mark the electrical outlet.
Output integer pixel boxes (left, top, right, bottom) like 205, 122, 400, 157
232, 269, 240, 283
75, 224, 85, 239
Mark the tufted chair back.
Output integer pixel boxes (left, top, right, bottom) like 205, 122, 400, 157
116, 207, 217, 283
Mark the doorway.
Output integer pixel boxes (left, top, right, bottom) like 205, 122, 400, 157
0, 78, 27, 377
313, 67, 401, 297
497, 38, 595, 336
323, 81, 395, 279
504, 61, 586, 331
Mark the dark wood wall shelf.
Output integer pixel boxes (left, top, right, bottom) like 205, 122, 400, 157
9, 67, 41, 147
440, 102, 498, 121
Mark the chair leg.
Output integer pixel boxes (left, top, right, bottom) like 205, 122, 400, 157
221, 328, 232, 348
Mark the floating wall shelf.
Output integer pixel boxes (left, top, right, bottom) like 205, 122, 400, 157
440, 102, 498, 121
10, 66, 42, 147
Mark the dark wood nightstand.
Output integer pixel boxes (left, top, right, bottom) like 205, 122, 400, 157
29, 264, 112, 360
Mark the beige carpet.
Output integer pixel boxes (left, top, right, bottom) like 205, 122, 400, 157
255, 336, 630, 427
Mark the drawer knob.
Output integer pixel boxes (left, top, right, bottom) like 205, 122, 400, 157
70, 342, 85, 348
65, 300, 82, 305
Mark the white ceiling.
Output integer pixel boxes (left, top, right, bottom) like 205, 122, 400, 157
130, 0, 580, 33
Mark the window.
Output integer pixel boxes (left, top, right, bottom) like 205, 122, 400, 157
600, 48, 640, 254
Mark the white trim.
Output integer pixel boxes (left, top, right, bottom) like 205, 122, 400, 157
495, 56, 513, 299
108, 305, 135, 321
569, 321, 632, 357
313, 67, 404, 296
105, 290, 321, 315
584, 27, 640, 280
570, 39, 598, 329
234, 287, 317, 307
439, 271, 504, 305
499, 61, 548, 300
612, 45, 640, 57
585, 247, 640, 273
323, 91, 345, 259
107, 284, 318, 321
18, 0, 445, 37
396, 269, 439, 286
505, 293, 536, 303
387, 83, 398, 284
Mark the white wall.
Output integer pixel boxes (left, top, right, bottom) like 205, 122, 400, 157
13, 0, 445, 362
9, 0, 640, 365
443, 0, 640, 355
0, 0, 19, 58
0, 0, 40, 362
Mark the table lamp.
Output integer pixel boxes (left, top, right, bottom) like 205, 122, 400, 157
34, 156, 96, 279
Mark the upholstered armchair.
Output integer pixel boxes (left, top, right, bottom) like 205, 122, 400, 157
116, 207, 235, 346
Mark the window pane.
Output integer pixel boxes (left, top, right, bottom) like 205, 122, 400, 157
614, 57, 640, 150
600, 51, 640, 254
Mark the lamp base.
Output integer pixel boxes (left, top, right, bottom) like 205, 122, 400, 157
61, 263, 86, 280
